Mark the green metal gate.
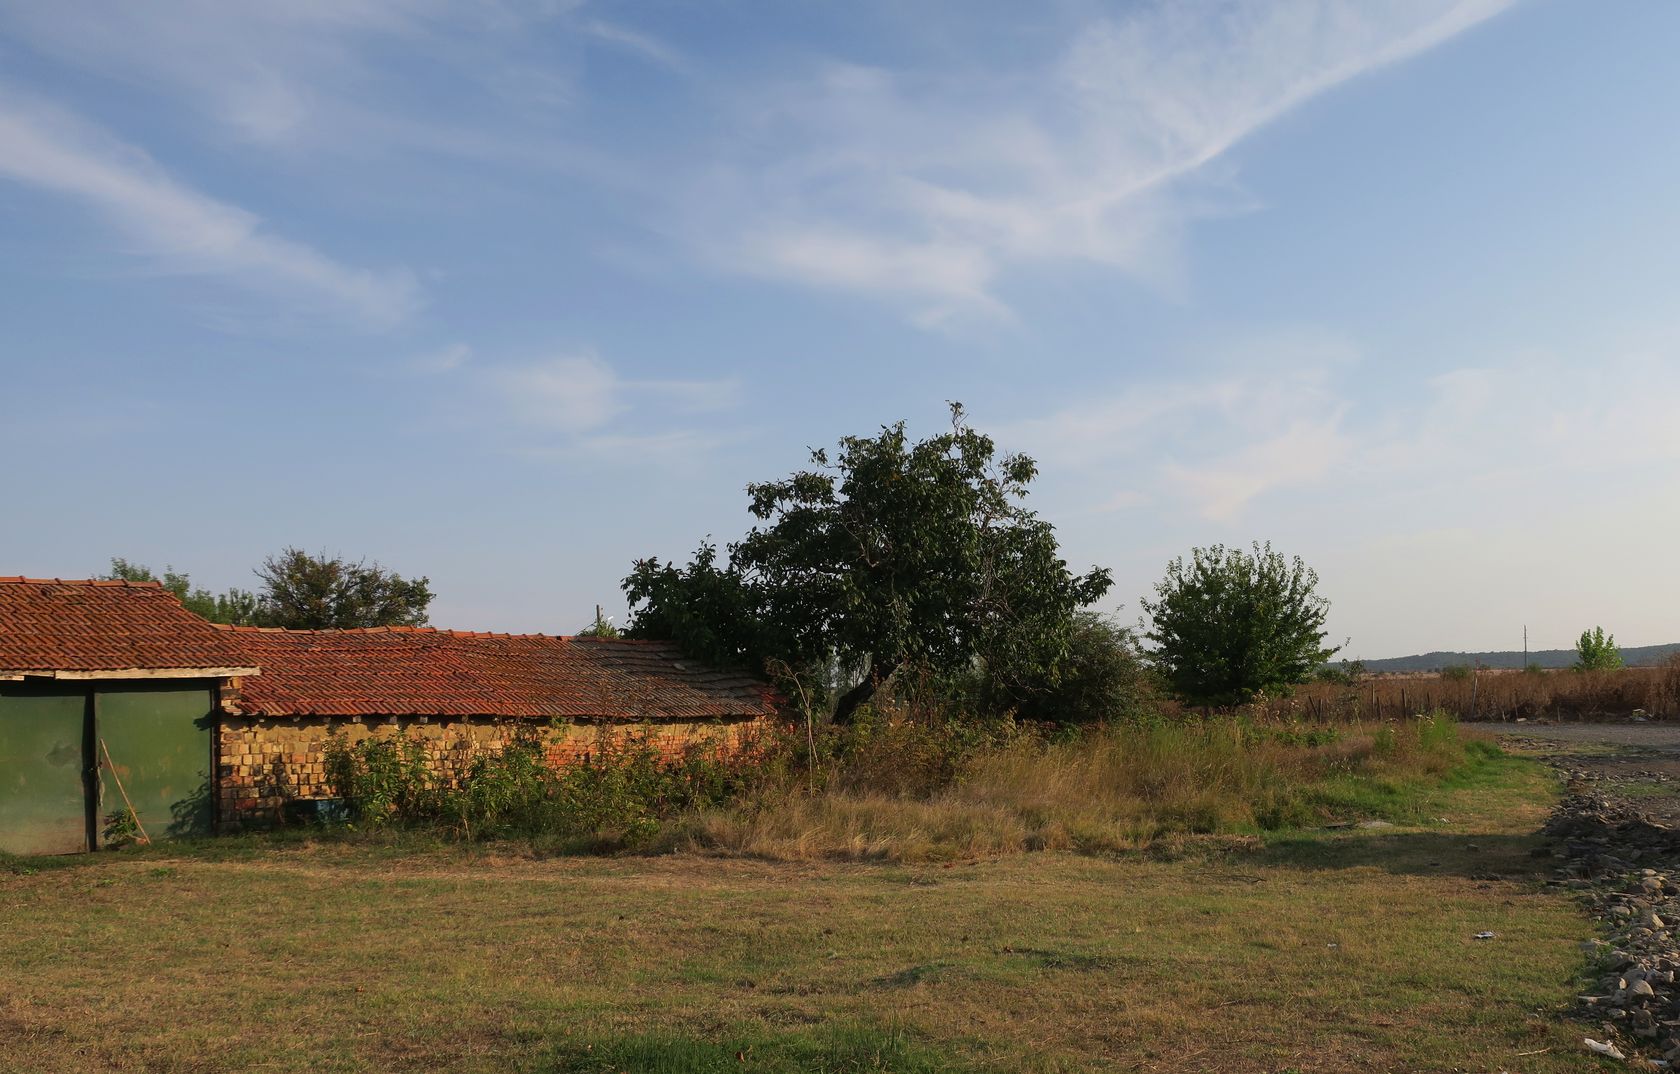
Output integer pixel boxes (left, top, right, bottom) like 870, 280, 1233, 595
1, 681, 215, 853
96, 685, 214, 841
0, 685, 92, 855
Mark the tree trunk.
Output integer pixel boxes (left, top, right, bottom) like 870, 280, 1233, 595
830, 659, 899, 726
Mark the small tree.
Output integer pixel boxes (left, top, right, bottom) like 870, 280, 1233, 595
101, 558, 261, 625
255, 548, 432, 629
1140, 542, 1338, 706
1574, 626, 1624, 671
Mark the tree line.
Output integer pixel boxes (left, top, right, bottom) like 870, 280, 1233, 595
619, 403, 1337, 720
102, 549, 432, 631
124, 405, 1631, 719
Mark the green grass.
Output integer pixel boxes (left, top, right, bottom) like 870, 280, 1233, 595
540, 1026, 975, 1073
0, 745, 1595, 1074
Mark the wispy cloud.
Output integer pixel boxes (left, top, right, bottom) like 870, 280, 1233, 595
582, 18, 687, 73
1006, 336, 1680, 523
703, 1, 1515, 326
449, 349, 741, 459
0, 93, 418, 326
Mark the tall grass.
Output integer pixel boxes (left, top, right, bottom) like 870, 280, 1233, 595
1242, 657, 1680, 722
667, 713, 1482, 862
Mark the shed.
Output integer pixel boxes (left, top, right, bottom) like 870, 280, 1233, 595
0, 577, 258, 854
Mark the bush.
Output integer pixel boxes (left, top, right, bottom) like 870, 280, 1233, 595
321, 726, 742, 846
1575, 626, 1625, 671
1006, 612, 1151, 724
1314, 659, 1366, 686
1141, 542, 1338, 705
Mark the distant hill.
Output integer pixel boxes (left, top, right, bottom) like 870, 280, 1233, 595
1359, 643, 1680, 674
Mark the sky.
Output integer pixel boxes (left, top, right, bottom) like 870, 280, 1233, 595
2, 0, 1677, 659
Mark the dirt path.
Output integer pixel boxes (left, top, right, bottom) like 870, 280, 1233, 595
1472, 720, 1680, 823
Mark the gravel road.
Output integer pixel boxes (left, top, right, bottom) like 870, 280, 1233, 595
1470, 721, 1680, 752
1472, 720, 1680, 823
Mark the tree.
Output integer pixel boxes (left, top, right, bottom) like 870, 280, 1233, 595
101, 558, 261, 625
623, 404, 1113, 724
255, 548, 432, 629
1005, 612, 1150, 724
1140, 542, 1339, 706
1574, 626, 1624, 671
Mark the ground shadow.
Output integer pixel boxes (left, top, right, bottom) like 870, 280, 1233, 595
1240, 828, 1557, 881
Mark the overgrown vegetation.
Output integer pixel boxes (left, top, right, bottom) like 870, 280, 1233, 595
311, 705, 1491, 865
1263, 656, 1680, 721
667, 710, 1487, 862
321, 726, 744, 847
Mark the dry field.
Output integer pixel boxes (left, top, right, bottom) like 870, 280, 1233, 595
1239, 662, 1680, 722
0, 752, 1596, 1074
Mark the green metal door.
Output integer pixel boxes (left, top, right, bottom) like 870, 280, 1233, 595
0, 685, 91, 855
96, 685, 214, 842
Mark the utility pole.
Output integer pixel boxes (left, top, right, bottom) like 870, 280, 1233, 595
1523, 624, 1528, 670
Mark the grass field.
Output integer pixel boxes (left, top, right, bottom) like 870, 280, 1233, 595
0, 751, 1596, 1074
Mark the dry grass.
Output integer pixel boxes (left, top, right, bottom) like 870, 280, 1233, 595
666, 717, 1485, 863
1247, 658, 1680, 722
0, 754, 1591, 1074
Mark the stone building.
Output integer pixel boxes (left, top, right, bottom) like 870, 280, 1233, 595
0, 577, 776, 852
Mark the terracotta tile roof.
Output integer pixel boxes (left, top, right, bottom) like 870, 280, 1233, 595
0, 577, 257, 675
218, 626, 776, 721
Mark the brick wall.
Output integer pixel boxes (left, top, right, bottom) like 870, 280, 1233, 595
216, 713, 768, 831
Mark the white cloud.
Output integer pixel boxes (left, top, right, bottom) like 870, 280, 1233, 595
705, 1, 1515, 325
1164, 414, 1351, 521
0, 94, 418, 326
478, 350, 741, 452
492, 353, 625, 434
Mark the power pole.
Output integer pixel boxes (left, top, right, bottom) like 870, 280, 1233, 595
1523, 624, 1528, 670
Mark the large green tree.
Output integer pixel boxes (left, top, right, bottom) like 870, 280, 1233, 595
1140, 542, 1338, 706
623, 404, 1113, 724
255, 548, 432, 629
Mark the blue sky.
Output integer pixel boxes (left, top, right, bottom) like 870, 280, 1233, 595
2, 1, 1677, 658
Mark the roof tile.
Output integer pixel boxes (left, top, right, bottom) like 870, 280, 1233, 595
0, 578, 253, 674
219, 627, 775, 721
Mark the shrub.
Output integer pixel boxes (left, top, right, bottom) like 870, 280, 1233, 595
321, 732, 438, 825
1575, 626, 1625, 671
1141, 542, 1338, 706
1005, 612, 1151, 724
321, 726, 743, 845
1314, 659, 1366, 686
